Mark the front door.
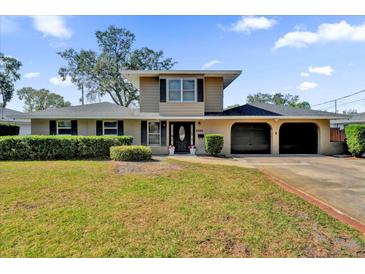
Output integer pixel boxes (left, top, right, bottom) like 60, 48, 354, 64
170, 122, 194, 153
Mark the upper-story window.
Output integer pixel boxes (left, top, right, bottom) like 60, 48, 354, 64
167, 79, 196, 102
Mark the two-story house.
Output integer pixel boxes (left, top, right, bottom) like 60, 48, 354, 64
15, 70, 346, 155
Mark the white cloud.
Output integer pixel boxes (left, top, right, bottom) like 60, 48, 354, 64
49, 76, 72, 86
31, 16, 72, 39
225, 16, 276, 33
300, 72, 310, 77
24, 72, 40, 79
297, 81, 318, 91
274, 20, 365, 50
201, 60, 222, 69
308, 66, 334, 76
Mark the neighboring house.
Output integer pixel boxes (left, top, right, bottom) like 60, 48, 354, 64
13, 70, 347, 155
0, 108, 31, 135
331, 112, 365, 129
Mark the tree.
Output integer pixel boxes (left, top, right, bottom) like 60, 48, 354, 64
0, 53, 22, 118
342, 109, 358, 115
58, 25, 176, 107
246, 92, 311, 109
225, 104, 240, 110
17, 87, 71, 112
58, 49, 97, 105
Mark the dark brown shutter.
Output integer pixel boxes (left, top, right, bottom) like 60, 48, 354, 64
197, 78, 204, 102
49, 120, 56, 135
161, 121, 167, 146
160, 79, 166, 102
141, 120, 147, 145
71, 120, 78, 135
96, 120, 103, 136
117, 120, 124, 136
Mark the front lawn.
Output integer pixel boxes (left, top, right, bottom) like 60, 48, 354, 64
0, 160, 364, 257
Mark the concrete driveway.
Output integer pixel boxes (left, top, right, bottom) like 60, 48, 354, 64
233, 156, 365, 225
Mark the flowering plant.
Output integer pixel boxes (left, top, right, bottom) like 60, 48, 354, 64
188, 145, 196, 150
168, 145, 175, 150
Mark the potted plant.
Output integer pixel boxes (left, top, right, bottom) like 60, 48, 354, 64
189, 145, 196, 155
168, 145, 175, 155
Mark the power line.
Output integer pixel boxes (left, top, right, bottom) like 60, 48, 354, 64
312, 89, 365, 107
337, 97, 365, 107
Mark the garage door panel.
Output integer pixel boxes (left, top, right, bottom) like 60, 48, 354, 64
231, 123, 271, 154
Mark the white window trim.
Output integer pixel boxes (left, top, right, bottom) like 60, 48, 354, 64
102, 120, 118, 136
56, 120, 72, 135
147, 120, 161, 146
167, 78, 197, 103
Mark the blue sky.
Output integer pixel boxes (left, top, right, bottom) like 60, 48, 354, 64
1, 15, 365, 113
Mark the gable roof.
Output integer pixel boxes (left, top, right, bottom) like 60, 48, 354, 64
11, 102, 157, 119
122, 70, 242, 90
331, 112, 365, 125
12, 101, 347, 120
207, 102, 348, 119
0, 108, 30, 123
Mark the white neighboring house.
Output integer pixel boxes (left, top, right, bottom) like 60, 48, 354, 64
331, 112, 365, 129
0, 108, 31, 135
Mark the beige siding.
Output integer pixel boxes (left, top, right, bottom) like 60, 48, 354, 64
159, 102, 204, 116
31, 119, 49, 135
124, 119, 141, 145
205, 77, 223, 113
140, 77, 159, 112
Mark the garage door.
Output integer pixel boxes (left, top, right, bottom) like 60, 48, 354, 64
279, 123, 318, 154
231, 123, 271, 154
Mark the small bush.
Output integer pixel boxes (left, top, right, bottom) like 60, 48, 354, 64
0, 123, 19, 136
0, 135, 133, 160
204, 134, 224, 156
345, 124, 365, 156
110, 145, 152, 161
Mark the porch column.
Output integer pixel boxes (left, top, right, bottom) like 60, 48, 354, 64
271, 120, 280, 155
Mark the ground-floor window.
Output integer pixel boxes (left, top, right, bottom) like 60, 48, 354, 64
103, 120, 118, 135
57, 120, 72, 135
148, 121, 161, 145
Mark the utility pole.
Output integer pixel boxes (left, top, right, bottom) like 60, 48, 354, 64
334, 99, 338, 113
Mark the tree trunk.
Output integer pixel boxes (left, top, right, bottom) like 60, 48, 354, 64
81, 85, 85, 105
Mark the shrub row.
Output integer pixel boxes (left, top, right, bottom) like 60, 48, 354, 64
345, 124, 365, 156
0, 135, 133, 160
0, 123, 20, 136
110, 145, 152, 161
204, 134, 224, 156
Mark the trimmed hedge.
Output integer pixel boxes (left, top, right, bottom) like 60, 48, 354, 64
0, 135, 133, 160
0, 123, 20, 136
204, 134, 224, 156
110, 145, 152, 161
345, 124, 365, 156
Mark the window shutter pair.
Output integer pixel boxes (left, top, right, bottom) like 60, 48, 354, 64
141, 120, 166, 146
49, 120, 77, 135
160, 78, 204, 102
96, 120, 124, 136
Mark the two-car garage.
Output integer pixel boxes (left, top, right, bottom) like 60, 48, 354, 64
231, 122, 318, 154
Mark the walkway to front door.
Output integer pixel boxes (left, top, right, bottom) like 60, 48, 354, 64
169, 122, 195, 153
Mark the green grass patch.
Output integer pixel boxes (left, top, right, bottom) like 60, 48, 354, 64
0, 160, 364, 257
